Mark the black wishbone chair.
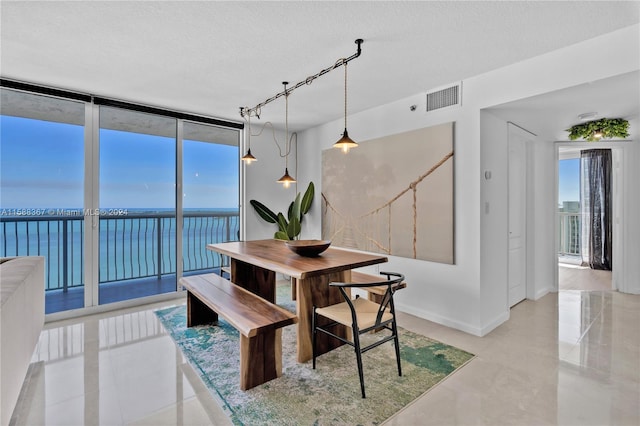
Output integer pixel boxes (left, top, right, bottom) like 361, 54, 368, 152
312, 271, 405, 398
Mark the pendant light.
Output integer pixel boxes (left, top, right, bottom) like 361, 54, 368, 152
333, 60, 358, 153
241, 113, 257, 164
277, 82, 296, 188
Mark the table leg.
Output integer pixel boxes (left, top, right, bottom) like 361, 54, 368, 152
231, 259, 277, 303
295, 270, 351, 363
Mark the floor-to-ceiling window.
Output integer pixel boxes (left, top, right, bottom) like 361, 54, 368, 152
98, 106, 178, 305
0, 88, 86, 313
0, 83, 242, 315
182, 122, 240, 276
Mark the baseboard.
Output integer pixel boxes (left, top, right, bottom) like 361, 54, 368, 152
397, 302, 476, 336
396, 301, 510, 337
479, 310, 510, 336
533, 286, 553, 300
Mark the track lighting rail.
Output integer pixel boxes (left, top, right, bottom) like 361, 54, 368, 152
239, 39, 363, 119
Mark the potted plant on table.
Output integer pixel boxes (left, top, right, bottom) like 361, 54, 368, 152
250, 182, 315, 240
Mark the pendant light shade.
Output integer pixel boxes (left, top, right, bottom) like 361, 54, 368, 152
333, 60, 357, 153
241, 148, 257, 163
277, 167, 296, 188
334, 129, 358, 153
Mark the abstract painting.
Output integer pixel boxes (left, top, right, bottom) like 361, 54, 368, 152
322, 122, 454, 264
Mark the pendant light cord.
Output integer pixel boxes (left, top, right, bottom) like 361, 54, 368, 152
343, 60, 348, 130
284, 82, 289, 169
246, 113, 251, 149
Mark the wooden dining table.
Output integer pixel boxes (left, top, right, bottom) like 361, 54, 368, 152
206, 239, 388, 363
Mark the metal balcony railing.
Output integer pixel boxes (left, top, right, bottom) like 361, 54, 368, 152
0, 210, 239, 291
558, 211, 581, 256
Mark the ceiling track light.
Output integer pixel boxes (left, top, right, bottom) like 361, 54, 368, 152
239, 39, 364, 183
239, 39, 363, 119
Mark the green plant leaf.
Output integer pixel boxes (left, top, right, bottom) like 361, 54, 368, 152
287, 217, 301, 239
300, 181, 314, 215
277, 213, 289, 233
291, 193, 302, 222
250, 200, 278, 223
287, 201, 294, 221
274, 231, 290, 240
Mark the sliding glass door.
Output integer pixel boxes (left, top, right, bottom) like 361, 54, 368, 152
98, 106, 177, 305
0, 89, 86, 313
182, 122, 240, 276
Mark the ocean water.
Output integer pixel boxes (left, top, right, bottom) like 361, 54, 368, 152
0, 208, 239, 290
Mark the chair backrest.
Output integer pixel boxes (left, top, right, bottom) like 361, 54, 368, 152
330, 272, 405, 328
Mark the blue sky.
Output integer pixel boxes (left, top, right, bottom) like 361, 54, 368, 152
1, 116, 239, 209
1, 114, 578, 210
558, 158, 580, 204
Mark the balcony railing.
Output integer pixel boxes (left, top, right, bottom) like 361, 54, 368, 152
558, 211, 581, 256
0, 210, 239, 291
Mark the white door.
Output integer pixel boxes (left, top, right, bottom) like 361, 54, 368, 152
508, 124, 528, 307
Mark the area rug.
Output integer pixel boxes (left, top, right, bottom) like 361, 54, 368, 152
155, 286, 474, 425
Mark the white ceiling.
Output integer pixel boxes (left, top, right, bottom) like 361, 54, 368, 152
2, 1, 639, 136
488, 70, 640, 141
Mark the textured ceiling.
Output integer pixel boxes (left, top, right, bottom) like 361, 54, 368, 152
488, 70, 640, 141
1, 1, 639, 133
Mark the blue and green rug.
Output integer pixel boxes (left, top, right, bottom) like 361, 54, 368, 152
155, 286, 474, 425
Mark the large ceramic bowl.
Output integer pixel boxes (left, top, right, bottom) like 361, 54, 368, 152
285, 239, 331, 257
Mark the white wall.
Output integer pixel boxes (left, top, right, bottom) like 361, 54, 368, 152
531, 138, 557, 298
624, 138, 640, 294
244, 24, 640, 335
479, 111, 510, 328
244, 125, 300, 240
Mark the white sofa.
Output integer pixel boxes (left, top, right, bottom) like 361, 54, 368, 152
0, 256, 45, 426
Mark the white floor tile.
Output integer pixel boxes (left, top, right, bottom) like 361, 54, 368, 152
10, 283, 639, 426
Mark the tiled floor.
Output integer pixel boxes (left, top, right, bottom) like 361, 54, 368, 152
558, 263, 612, 291
11, 283, 639, 425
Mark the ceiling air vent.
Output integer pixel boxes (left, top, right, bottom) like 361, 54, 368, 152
426, 83, 462, 112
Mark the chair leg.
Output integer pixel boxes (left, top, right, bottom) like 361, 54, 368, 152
353, 332, 366, 398
392, 319, 402, 377
312, 307, 317, 369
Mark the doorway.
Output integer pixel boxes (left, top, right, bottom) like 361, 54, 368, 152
557, 145, 616, 291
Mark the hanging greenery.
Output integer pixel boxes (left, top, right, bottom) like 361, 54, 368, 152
566, 118, 629, 142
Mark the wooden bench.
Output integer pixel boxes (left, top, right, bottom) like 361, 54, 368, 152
350, 271, 407, 303
179, 273, 297, 390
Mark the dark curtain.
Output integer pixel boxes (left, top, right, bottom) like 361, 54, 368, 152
580, 149, 612, 270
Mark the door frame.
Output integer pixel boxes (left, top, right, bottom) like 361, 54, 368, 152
507, 123, 535, 306
554, 142, 626, 292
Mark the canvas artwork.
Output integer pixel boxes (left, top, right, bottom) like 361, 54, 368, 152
322, 122, 454, 264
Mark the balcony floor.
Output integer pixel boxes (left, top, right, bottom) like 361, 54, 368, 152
45, 269, 222, 314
